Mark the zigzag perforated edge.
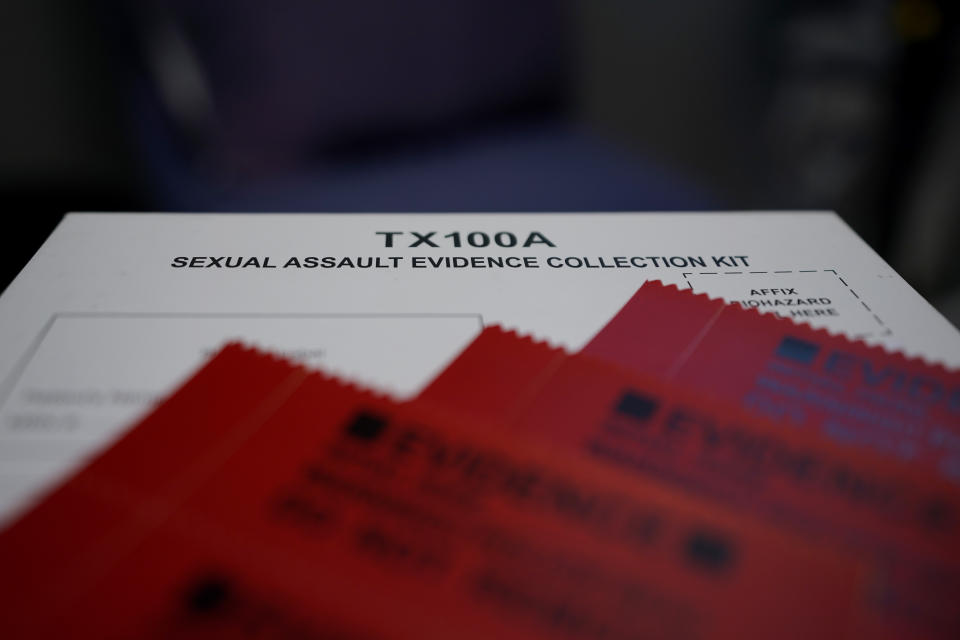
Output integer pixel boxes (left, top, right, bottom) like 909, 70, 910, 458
217, 341, 400, 405
648, 280, 958, 376
474, 325, 570, 357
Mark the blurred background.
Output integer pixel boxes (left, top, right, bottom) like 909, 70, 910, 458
1, 0, 958, 326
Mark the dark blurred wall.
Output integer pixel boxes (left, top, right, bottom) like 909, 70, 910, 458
0, 0, 139, 288
0, 1, 132, 191
574, 0, 771, 206
573, 1, 897, 242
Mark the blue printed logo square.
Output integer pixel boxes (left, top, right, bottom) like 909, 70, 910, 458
775, 336, 820, 365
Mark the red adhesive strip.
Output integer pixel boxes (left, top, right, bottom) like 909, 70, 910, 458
417, 326, 960, 638
0, 345, 863, 640
512, 354, 960, 639
0, 344, 307, 628
583, 280, 960, 485
417, 327, 564, 426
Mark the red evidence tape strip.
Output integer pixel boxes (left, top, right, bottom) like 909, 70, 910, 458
582, 280, 960, 485
418, 325, 960, 638
417, 326, 565, 425
0, 345, 863, 640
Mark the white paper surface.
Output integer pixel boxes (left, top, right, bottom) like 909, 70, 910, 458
0, 212, 957, 522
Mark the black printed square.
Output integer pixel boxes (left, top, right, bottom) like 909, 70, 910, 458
615, 391, 660, 422
345, 411, 388, 441
685, 529, 736, 574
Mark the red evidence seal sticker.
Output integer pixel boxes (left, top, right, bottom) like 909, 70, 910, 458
418, 325, 960, 638
583, 281, 960, 486
0, 345, 864, 639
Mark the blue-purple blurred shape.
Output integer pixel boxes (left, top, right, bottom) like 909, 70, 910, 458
122, 0, 711, 211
